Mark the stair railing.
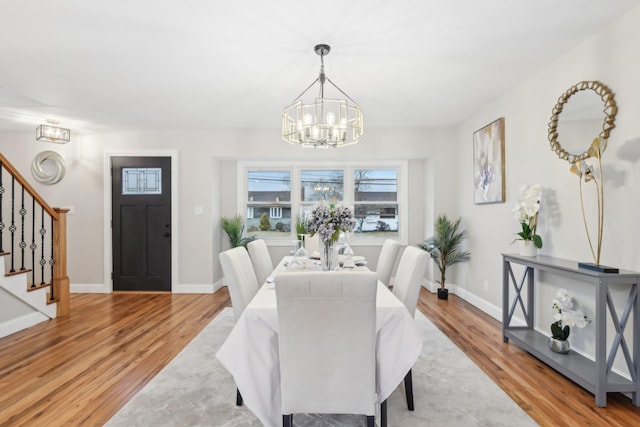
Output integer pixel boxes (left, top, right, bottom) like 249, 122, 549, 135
0, 152, 69, 317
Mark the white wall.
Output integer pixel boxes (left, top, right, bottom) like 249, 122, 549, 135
0, 127, 457, 291
456, 5, 640, 374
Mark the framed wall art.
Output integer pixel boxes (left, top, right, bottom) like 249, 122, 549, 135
473, 117, 505, 204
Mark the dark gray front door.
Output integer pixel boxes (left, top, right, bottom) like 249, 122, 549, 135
111, 156, 172, 291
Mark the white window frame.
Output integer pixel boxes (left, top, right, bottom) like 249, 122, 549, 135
238, 160, 408, 246
269, 206, 283, 219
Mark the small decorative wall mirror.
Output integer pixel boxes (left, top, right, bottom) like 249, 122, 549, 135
547, 81, 616, 164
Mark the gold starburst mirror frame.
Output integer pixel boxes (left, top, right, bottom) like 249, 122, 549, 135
547, 80, 617, 164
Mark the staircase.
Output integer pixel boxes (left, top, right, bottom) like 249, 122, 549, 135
0, 152, 69, 338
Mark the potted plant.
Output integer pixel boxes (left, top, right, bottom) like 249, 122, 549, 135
221, 214, 256, 248
549, 288, 590, 354
512, 184, 543, 256
418, 213, 471, 300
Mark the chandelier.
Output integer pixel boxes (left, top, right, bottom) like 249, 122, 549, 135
282, 44, 363, 148
36, 119, 70, 144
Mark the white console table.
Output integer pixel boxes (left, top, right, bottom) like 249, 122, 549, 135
502, 253, 640, 407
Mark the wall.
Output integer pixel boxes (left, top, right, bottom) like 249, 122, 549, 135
456, 6, 640, 374
0, 127, 457, 292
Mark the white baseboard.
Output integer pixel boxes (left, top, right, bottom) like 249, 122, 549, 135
213, 279, 224, 293
173, 283, 216, 294
0, 311, 49, 339
421, 279, 502, 322
71, 283, 110, 293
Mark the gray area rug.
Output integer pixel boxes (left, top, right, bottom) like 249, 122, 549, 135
106, 308, 537, 426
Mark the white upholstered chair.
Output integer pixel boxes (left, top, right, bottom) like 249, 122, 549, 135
391, 245, 429, 411
275, 271, 382, 427
376, 239, 401, 287
218, 246, 260, 406
247, 239, 274, 285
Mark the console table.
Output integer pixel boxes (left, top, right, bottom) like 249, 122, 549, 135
502, 253, 640, 407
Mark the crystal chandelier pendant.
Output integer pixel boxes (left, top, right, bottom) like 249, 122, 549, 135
282, 44, 363, 148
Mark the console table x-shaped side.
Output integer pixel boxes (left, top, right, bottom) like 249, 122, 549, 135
502, 253, 640, 407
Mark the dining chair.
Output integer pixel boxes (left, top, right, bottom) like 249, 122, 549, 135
275, 271, 383, 427
391, 245, 429, 411
218, 245, 260, 406
376, 239, 401, 287
247, 238, 274, 285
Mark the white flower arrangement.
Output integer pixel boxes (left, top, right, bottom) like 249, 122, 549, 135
551, 288, 590, 341
513, 184, 543, 249
306, 203, 356, 243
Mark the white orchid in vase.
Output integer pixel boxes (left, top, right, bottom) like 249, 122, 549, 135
551, 288, 590, 341
513, 184, 543, 249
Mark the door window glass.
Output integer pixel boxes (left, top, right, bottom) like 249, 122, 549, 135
122, 168, 162, 195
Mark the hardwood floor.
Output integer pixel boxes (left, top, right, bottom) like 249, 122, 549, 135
417, 288, 640, 427
0, 292, 228, 426
0, 287, 639, 426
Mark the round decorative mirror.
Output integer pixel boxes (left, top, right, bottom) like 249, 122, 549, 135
547, 81, 617, 164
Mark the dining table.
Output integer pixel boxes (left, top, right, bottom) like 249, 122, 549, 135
216, 255, 423, 427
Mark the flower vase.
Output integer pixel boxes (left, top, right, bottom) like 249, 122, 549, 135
518, 240, 538, 257
320, 239, 339, 271
548, 337, 570, 354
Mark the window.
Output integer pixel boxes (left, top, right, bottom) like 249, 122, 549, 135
246, 170, 291, 236
300, 170, 344, 203
122, 168, 162, 195
270, 207, 283, 219
239, 162, 407, 245
300, 169, 344, 222
353, 169, 398, 237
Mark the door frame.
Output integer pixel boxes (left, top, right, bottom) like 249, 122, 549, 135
103, 150, 179, 293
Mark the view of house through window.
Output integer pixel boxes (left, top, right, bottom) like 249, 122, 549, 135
242, 163, 403, 241
246, 170, 291, 237
353, 169, 398, 236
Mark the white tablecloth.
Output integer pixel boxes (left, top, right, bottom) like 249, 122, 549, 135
216, 257, 423, 427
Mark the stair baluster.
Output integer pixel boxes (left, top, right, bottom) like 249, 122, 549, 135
10, 176, 15, 273
30, 197, 36, 288
40, 207, 46, 285
19, 187, 26, 271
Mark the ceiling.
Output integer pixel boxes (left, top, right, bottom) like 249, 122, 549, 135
1, 0, 638, 133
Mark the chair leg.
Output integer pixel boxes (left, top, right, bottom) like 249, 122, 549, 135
381, 399, 387, 427
236, 388, 243, 406
283, 414, 293, 427
404, 369, 414, 411
366, 415, 375, 427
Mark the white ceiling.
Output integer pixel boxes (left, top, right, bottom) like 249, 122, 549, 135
1, 0, 638, 133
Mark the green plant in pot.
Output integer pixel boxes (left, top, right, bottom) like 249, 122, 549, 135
418, 213, 471, 300
221, 214, 256, 248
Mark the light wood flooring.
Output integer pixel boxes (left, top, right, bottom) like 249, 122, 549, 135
1, 287, 639, 426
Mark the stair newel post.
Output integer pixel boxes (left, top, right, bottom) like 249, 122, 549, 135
52, 207, 70, 316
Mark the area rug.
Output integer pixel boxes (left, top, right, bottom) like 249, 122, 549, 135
106, 308, 537, 426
